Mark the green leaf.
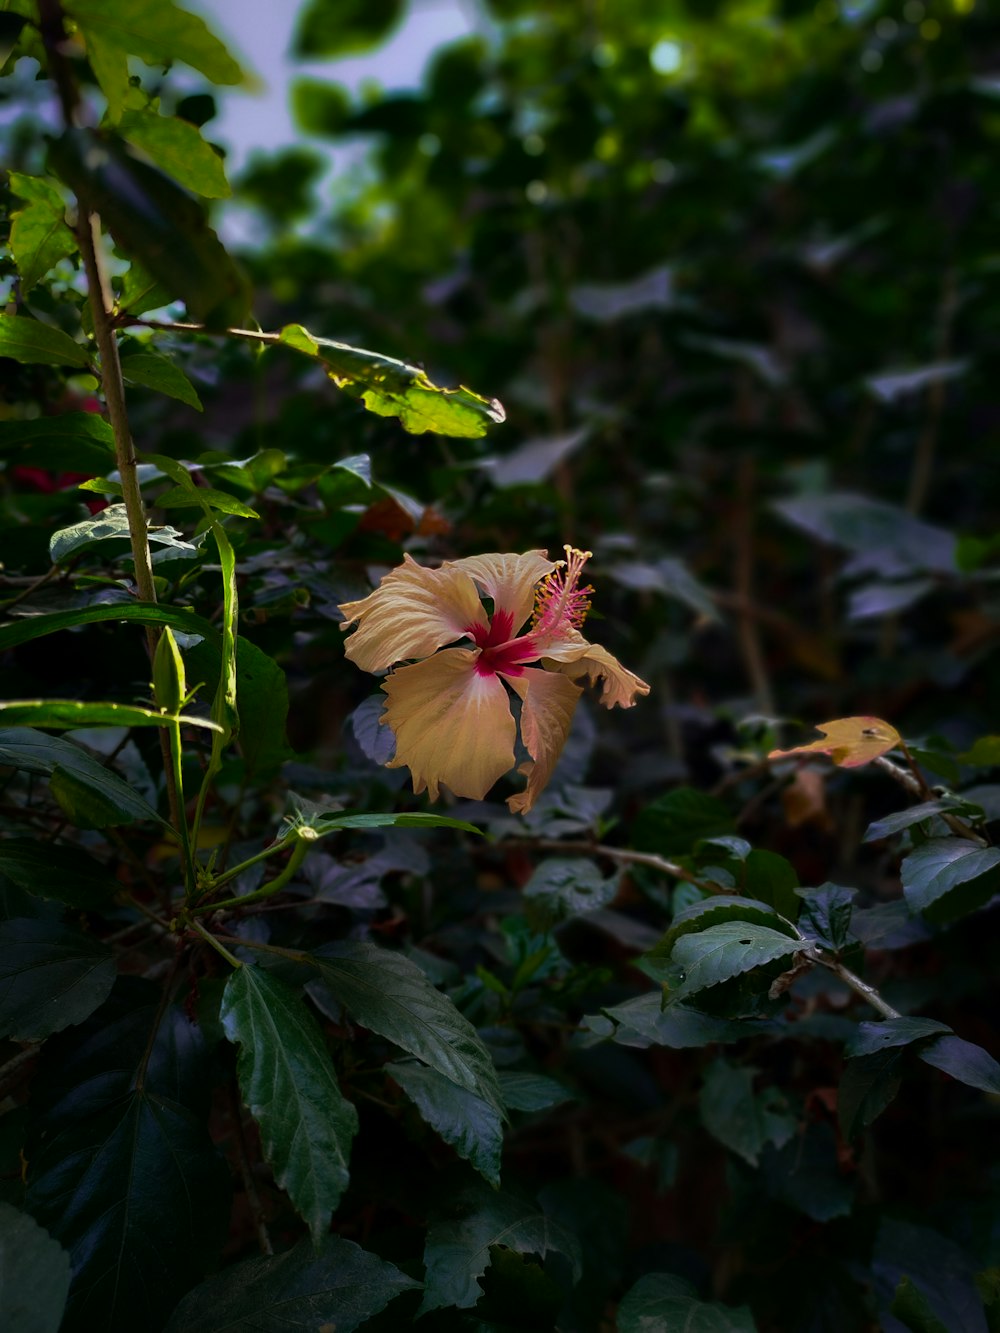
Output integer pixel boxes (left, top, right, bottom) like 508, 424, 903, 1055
617, 1272, 756, 1333
155, 485, 257, 518
185, 636, 290, 781
698, 1059, 796, 1167
389, 1059, 502, 1186
118, 109, 230, 198
761, 1121, 853, 1222
891, 1276, 952, 1333
838, 1048, 904, 1138
0, 699, 221, 732
7, 173, 75, 291
64, 0, 245, 84
83, 29, 130, 120
918, 1034, 1000, 1094
292, 0, 403, 58
0, 728, 163, 826
221, 966, 358, 1244
864, 798, 975, 842
420, 1186, 581, 1314
290, 809, 482, 837
587, 993, 771, 1049
0, 839, 119, 910
0, 413, 115, 471
743, 848, 800, 919
25, 986, 230, 1331
496, 1071, 573, 1112
522, 857, 619, 921
0, 1201, 72, 1333
48, 129, 250, 328
901, 838, 1000, 922
278, 324, 505, 439
959, 735, 1000, 766
0, 918, 116, 1040
310, 942, 505, 1116
0, 314, 87, 368
632, 786, 735, 858
0, 601, 216, 653
665, 921, 801, 1005
164, 1235, 419, 1333
50, 503, 197, 563
116, 261, 173, 317
795, 882, 856, 952
652, 896, 799, 957
845, 1017, 952, 1058
120, 349, 203, 409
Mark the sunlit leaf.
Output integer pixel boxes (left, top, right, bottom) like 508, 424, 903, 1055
118, 109, 230, 198
0, 699, 221, 732
65, 0, 246, 84
278, 323, 505, 438
7, 172, 76, 291
0, 314, 87, 368
769, 717, 901, 769
120, 349, 203, 409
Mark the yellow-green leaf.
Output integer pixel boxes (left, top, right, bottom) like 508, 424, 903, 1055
0, 313, 88, 368
65, 0, 246, 85
769, 717, 901, 769
118, 109, 230, 199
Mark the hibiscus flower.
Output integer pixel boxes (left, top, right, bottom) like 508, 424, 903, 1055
338, 548, 650, 812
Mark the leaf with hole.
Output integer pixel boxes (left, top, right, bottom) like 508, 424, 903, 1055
769, 716, 901, 769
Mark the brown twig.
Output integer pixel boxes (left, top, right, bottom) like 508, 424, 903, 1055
514, 838, 726, 893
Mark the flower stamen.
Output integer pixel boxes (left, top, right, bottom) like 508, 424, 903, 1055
532, 545, 594, 636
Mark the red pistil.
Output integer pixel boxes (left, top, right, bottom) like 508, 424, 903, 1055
475, 631, 539, 678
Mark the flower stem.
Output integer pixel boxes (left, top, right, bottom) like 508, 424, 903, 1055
191, 835, 311, 916
188, 917, 243, 969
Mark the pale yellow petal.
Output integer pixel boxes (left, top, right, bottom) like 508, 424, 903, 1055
541, 629, 650, 709
449, 551, 556, 637
382, 648, 516, 801
506, 668, 582, 814
339, 554, 484, 673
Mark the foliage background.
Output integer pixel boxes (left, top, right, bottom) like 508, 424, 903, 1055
1, 0, 1000, 1330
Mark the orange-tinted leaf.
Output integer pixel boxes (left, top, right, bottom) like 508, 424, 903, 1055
769, 717, 901, 769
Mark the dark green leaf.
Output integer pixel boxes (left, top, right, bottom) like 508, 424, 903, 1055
0, 314, 87, 368
864, 799, 974, 842
698, 1059, 796, 1167
522, 857, 619, 921
588, 993, 771, 1049
761, 1121, 853, 1221
844, 1017, 952, 1058
187, 636, 291, 781
278, 323, 505, 439
118, 109, 230, 198
496, 1071, 572, 1112
0, 918, 116, 1040
0, 729, 163, 826
901, 838, 1000, 922
0, 413, 114, 472
633, 787, 735, 858
310, 942, 504, 1116
0, 601, 216, 653
164, 1235, 419, 1333
120, 349, 203, 409
665, 921, 801, 1004
292, 0, 404, 59
918, 1034, 1000, 1094
743, 849, 801, 919
0, 699, 221, 732
221, 965, 358, 1244
0, 1201, 71, 1333
156, 485, 257, 518
64, 0, 245, 84
389, 1059, 502, 1186
874, 1220, 985, 1333
795, 882, 856, 952
0, 839, 119, 910
838, 1048, 904, 1138
617, 1272, 756, 1333
25, 986, 230, 1332
48, 129, 250, 328
420, 1186, 581, 1314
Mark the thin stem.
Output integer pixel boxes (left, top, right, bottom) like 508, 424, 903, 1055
518, 838, 726, 893
875, 751, 987, 846
134, 947, 184, 1092
198, 831, 297, 897
190, 836, 311, 916
805, 948, 902, 1021
188, 917, 243, 969
0, 563, 60, 613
